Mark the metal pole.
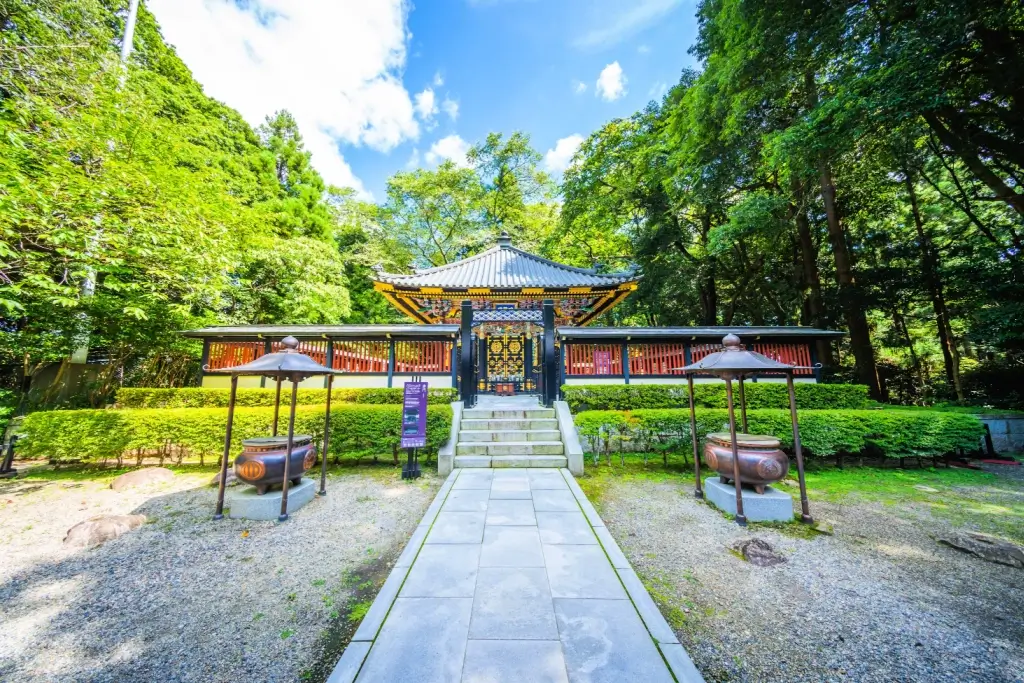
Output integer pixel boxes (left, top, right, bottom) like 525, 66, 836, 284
279, 378, 300, 521
724, 376, 746, 525
787, 373, 813, 523
272, 377, 282, 436
214, 375, 239, 520
319, 374, 333, 496
737, 375, 749, 433
687, 374, 702, 499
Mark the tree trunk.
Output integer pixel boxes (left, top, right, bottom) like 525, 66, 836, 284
791, 175, 834, 365
818, 161, 881, 397
804, 71, 880, 397
904, 173, 964, 401
698, 214, 718, 325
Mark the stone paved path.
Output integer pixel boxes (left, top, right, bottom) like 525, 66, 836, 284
328, 468, 703, 683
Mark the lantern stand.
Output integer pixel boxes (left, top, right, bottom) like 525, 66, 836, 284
677, 334, 814, 527
208, 336, 340, 522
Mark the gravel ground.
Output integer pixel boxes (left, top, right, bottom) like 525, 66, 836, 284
586, 473, 1024, 683
0, 467, 439, 682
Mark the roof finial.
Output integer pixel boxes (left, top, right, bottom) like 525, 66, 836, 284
497, 230, 512, 248
722, 333, 742, 350
281, 336, 300, 352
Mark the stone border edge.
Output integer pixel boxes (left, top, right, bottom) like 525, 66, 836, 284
438, 400, 463, 476
553, 401, 584, 475
559, 468, 705, 683
325, 469, 461, 683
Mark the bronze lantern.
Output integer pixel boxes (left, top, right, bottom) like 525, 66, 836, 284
677, 334, 813, 526
206, 336, 341, 521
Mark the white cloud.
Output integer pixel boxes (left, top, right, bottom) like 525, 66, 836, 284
637, 44, 651, 54
406, 147, 421, 169
425, 134, 471, 168
433, 71, 444, 87
575, 0, 682, 49
573, 80, 587, 94
648, 81, 668, 99
441, 97, 460, 121
596, 62, 627, 101
414, 87, 438, 120
543, 134, 584, 174
147, 0, 421, 197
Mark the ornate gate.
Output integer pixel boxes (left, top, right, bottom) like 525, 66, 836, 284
479, 333, 538, 393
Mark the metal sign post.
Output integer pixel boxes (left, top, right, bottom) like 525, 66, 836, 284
400, 381, 428, 479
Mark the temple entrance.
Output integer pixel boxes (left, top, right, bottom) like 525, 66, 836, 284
478, 330, 539, 394
472, 321, 541, 394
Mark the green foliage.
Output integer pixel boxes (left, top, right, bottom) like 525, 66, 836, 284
114, 386, 457, 409
18, 403, 452, 465
561, 383, 869, 412
573, 408, 982, 460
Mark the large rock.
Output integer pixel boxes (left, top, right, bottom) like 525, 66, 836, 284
110, 467, 175, 491
210, 469, 238, 487
732, 538, 787, 567
938, 531, 1024, 568
64, 515, 146, 548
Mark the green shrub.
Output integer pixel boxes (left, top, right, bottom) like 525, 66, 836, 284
561, 383, 869, 412
115, 386, 458, 409
18, 403, 452, 465
573, 408, 982, 459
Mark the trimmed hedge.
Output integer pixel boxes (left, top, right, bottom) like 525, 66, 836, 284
18, 403, 452, 465
115, 386, 458, 409
573, 408, 983, 459
561, 383, 869, 412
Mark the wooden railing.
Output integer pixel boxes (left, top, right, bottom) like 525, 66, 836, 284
206, 339, 453, 374
628, 343, 687, 375
563, 341, 815, 377
395, 340, 453, 373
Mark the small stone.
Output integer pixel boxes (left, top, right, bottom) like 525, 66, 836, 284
938, 531, 1024, 568
210, 469, 239, 487
732, 538, 787, 567
111, 467, 175, 491
812, 520, 835, 535
64, 514, 147, 548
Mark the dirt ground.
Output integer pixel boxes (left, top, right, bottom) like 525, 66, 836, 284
579, 462, 1024, 683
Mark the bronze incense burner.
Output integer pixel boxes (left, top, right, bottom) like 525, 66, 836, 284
236, 436, 316, 495
703, 432, 788, 494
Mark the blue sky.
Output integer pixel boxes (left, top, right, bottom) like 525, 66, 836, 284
149, 0, 701, 200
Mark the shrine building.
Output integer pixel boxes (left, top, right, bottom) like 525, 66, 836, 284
184, 233, 842, 405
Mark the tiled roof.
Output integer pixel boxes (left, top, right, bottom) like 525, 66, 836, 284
373, 233, 636, 289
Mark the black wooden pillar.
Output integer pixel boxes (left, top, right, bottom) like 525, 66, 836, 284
460, 300, 475, 406
542, 300, 557, 406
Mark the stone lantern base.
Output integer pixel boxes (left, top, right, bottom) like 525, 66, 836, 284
705, 476, 794, 522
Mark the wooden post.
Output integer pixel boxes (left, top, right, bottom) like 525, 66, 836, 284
687, 374, 702, 498
737, 375, 749, 433
214, 375, 238, 520
279, 378, 300, 522
725, 376, 746, 525
788, 372, 813, 523
272, 377, 283, 437
319, 374, 333, 496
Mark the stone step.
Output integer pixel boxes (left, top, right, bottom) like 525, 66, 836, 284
454, 455, 568, 469
458, 429, 561, 442
462, 408, 556, 420
456, 441, 565, 456
460, 418, 558, 431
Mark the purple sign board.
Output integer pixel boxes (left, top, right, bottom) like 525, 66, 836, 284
400, 382, 429, 448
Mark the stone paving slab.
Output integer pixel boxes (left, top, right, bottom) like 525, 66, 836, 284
462, 640, 569, 683
355, 597, 472, 682
469, 567, 558, 640
329, 467, 705, 683
554, 598, 676, 683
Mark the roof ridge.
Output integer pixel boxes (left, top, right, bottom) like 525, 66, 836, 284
505, 245, 634, 279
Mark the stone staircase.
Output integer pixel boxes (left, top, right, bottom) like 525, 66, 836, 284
454, 404, 567, 469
